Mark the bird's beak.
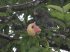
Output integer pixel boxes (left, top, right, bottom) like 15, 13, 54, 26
36, 31, 41, 34
34, 26, 41, 34
34, 11, 38, 15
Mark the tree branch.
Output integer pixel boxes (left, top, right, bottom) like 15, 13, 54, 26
52, 33, 66, 38
47, 38, 70, 51
0, 0, 44, 12
0, 33, 19, 41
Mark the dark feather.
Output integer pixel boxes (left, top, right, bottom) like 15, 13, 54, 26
34, 8, 58, 28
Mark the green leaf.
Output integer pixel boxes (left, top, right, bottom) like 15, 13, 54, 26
6, 9, 13, 15
66, 21, 70, 26
47, 5, 63, 12
43, 40, 49, 52
50, 12, 64, 19
14, 30, 27, 36
8, 1, 13, 5
65, 13, 70, 21
64, 3, 70, 13
0, 50, 5, 52
38, 47, 45, 52
51, 18, 66, 27
24, 10, 28, 24
66, 38, 70, 49
29, 46, 38, 52
34, 39, 44, 45
5, 43, 11, 51
0, 21, 12, 29
36, 43, 39, 47
33, 3, 46, 11
14, 19, 20, 23
65, 0, 70, 5
21, 43, 26, 52
21, 36, 29, 52
4, 25, 9, 34
26, 36, 33, 49
20, 34, 27, 36
52, 37, 62, 43
0, 0, 6, 7
0, 12, 6, 16
47, 49, 53, 52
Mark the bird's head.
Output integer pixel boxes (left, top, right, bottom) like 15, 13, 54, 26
34, 9, 44, 18
34, 8, 52, 18
27, 23, 41, 36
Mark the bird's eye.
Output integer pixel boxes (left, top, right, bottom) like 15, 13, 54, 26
31, 25, 34, 28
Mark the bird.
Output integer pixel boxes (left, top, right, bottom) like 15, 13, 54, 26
27, 23, 41, 36
34, 8, 58, 28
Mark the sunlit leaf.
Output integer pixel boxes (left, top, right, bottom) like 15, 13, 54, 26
64, 3, 70, 13
65, 13, 70, 21
47, 5, 63, 12
50, 12, 64, 19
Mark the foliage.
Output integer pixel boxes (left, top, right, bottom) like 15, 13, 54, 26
0, 0, 70, 52
46, 1, 70, 52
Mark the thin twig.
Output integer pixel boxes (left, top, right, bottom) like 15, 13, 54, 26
0, 33, 20, 41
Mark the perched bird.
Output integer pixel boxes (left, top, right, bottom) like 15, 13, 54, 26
27, 23, 41, 36
34, 8, 58, 28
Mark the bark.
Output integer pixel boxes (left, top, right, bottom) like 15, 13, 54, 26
0, 0, 44, 12
0, 33, 19, 41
